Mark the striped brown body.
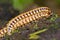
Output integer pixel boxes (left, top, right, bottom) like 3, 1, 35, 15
0, 7, 52, 37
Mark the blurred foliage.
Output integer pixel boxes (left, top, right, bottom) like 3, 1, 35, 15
28, 13, 59, 40
33, 23, 39, 30
11, 29, 20, 35
55, 0, 60, 4
0, 0, 9, 3
48, 13, 59, 29
29, 35, 39, 40
49, 13, 58, 22
0, 0, 60, 11
11, 0, 34, 11
29, 29, 48, 39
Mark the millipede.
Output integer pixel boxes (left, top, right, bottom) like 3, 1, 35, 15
0, 7, 52, 38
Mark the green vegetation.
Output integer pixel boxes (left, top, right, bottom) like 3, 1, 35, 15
49, 13, 58, 22
29, 13, 59, 40
12, 0, 33, 11
29, 29, 48, 39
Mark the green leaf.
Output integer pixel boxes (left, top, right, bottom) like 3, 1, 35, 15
29, 35, 39, 39
12, 0, 33, 11
29, 29, 48, 39
29, 29, 48, 35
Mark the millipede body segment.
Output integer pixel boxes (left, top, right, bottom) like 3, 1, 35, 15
0, 7, 52, 38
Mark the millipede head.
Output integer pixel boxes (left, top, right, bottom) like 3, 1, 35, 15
39, 7, 53, 18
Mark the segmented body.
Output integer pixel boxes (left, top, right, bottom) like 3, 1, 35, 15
0, 7, 52, 38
